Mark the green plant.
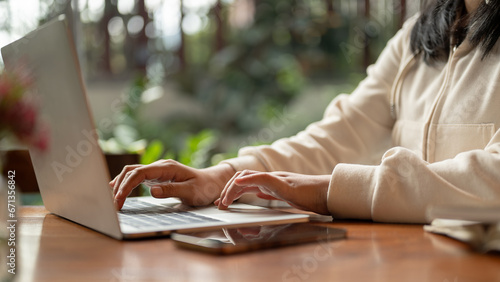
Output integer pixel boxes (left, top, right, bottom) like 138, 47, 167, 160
178, 129, 218, 168
140, 129, 218, 169
98, 76, 149, 154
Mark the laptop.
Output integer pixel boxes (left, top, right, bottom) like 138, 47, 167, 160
1, 16, 309, 240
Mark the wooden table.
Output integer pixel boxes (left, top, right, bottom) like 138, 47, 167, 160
11, 206, 500, 282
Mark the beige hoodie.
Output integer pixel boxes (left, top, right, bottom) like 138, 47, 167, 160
222, 16, 500, 223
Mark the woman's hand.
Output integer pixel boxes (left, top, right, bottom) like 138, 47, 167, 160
110, 160, 235, 210
215, 170, 331, 215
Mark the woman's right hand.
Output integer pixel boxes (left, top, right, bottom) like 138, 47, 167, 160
110, 160, 236, 210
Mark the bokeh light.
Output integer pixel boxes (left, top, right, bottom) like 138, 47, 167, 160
127, 15, 145, 36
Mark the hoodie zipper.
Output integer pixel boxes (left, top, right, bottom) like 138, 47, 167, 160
422, 45, 459, 161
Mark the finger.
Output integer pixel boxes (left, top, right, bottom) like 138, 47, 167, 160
116, 166, 154, 199
116, 159, 189, 198
221, 186, 262, 208
114, 160, 191, 210
111, 165, 141, 196
219, 172, 265, 209
152, 178, 214, 206
223, 172, 283, 204
150, 182, 191, 200
114, 166, 165, 210
218, 171, 242, 200
218, 170, 257, 205
217, 171, 241, 209
221, 186, 267, 209
218, 170, 253, 209
111, 164, 140, 192
234, 172, 283, 196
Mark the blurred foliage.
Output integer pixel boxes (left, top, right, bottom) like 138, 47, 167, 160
103, 0, 404, 166
1, 0, 409, 167
178, 129, 218, 168
140, 130, 218, 168
99, 76, 149, 154
140, 139, 167, 165
175, 0, 350, 134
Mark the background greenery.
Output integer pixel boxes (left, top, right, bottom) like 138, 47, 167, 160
1, 0, 417, 169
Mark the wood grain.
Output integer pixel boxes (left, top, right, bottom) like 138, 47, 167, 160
16, 206, 500, 282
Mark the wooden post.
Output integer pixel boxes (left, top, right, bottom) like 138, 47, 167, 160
326, 0, 335, 26
178, 0, 186, 70
399, 0, 407, 27
101, 0, 117, 73
363, 0, 371, 69
136, 0, 149, 72
214, 0, 224, 52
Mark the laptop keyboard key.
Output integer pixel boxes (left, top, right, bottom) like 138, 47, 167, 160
118, 200, 222, 229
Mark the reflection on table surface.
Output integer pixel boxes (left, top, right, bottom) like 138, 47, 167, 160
15, 206, 500, 282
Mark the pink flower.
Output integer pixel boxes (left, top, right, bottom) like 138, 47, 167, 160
5, 99, 37, 138
32, 124, 50, 151
0, 67, 49, 151
0, 77, 11, 99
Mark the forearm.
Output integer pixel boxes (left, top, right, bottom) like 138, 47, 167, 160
328, 147, 500, 223
223, 94, 394, 176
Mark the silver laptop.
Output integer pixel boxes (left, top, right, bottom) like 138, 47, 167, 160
1, 16, 308, 240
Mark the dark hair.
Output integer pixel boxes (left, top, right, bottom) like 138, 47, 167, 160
410, 0, 500, 63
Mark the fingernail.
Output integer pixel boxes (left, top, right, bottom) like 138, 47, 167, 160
151, 186, 163, 197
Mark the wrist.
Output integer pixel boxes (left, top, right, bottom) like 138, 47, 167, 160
215, 163, 236, 183
202, 163, 236, 191
318, 175, 331, 215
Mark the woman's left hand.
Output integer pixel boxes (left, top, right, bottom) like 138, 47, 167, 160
215, 170, 331, 215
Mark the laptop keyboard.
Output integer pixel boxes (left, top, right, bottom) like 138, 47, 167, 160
118, 200, 222, 229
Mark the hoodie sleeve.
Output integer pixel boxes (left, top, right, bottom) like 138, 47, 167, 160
329, 136, 500, 223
